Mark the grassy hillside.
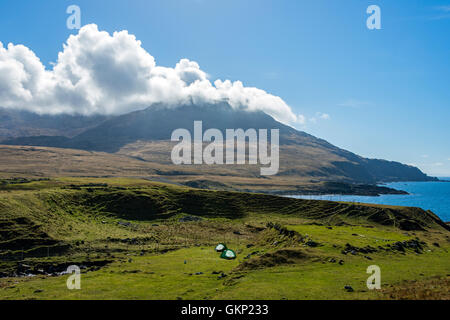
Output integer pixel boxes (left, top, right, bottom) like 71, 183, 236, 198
0, 145, 421, 195
0, 178, 448, 300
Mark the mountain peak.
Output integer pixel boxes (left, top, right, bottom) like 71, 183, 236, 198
0, 104, 436, 184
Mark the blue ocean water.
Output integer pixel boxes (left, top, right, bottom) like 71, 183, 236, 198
289, 179, 450, 222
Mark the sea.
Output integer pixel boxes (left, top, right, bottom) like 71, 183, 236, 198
289, 178, 450, 222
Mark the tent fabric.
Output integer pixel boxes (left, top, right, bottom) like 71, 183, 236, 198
215, 243, 227, 252
220, 249, 237, 260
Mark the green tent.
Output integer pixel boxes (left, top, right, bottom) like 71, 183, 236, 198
220, 249, 237, 260
215, 243, 227, 252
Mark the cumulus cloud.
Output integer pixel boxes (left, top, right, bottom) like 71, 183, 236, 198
296, 114, 306, 125
317, 112, 330, 120
0, 24, 299, 124
308, 112, 330, 124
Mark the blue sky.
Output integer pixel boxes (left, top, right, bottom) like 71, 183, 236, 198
0, 0, 449, 176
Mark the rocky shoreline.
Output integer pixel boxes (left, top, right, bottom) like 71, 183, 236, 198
266, 181, 409, 197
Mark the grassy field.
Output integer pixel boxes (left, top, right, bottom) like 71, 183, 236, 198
0, 177, 448, 300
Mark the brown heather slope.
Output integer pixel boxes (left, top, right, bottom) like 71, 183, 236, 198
0, 145, 410, 195
1, 104, 436, 190
0, 145, 162, 178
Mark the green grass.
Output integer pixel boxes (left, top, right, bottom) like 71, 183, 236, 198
214, 250, 450, 300
286, 224, 412, 250
0, 177, 448, 300
0, 247, 240, 300
1, 243, 448, 300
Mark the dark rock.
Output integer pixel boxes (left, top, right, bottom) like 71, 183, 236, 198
266, 222, 300, 239
344, 285, 354, 292
392, 242, 405, 252
342, 243, 378, 255
18, 263, 31, 269
244, 251, 259, 260
390, 239, 424, 253
123, 270, 140, 274
306, 240, 319, 247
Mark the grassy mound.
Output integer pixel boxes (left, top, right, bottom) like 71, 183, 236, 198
0, 177, 448, 300
236, 249, 312, 271
0, 217, 68, 258
11, 185, 449, 231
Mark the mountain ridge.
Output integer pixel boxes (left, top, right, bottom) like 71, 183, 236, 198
0, 103, 437, 185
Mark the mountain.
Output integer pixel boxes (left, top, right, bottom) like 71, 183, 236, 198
0, 107, 108, 141
0, 103, 437, 190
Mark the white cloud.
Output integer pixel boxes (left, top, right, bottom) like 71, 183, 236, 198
0, 24, 299, 124
296, 114, 306, 125
317, 112, 330, 120
308, 112, 330, 124
421, 154, 429, 158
